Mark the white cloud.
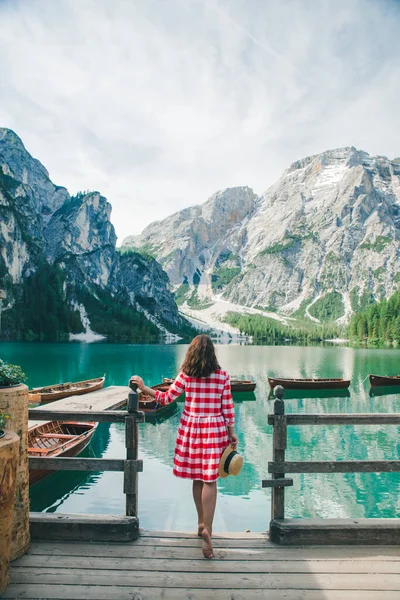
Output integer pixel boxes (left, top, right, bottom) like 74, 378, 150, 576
0, 0, 399, 242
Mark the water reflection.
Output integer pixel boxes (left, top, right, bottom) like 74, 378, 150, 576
1, 341, 398, 530
268, 388, 351, 400
369, 385, 400, 398
29, 424, 112, 512
129, 400, 181, 425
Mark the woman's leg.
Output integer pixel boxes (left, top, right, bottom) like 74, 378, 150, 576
201, 481, 217, 558
192, 480, 204, 535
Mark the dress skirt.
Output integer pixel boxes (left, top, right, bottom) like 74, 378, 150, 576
173, 411, 229, 482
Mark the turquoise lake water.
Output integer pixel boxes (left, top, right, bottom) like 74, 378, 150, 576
1, 341, 399, 532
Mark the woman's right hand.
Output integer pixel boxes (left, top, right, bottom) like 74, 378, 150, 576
130, 375, 145, 391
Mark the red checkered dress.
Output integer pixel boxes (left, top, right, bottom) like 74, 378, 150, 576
154, 369, 235, 482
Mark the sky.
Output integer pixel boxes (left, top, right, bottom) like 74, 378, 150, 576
1, 0, 400, 243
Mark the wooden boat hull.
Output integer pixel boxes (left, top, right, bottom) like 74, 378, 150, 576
369, 374, 400, 387
268, 377, 350, 390
161, 378, 256, 393
231, 381, 256, 393
30, 376, 105, 403
152, 382, 170, 392
138, 394, 179, 423
28, 421, 98, 485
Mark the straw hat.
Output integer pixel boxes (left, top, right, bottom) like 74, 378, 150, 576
219, 445, 243, 479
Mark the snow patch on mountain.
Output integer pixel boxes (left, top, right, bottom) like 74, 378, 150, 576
69, 302, 106, 343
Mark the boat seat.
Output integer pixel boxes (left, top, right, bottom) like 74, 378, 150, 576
39, 433, 76, 439
28, 447, 55, 454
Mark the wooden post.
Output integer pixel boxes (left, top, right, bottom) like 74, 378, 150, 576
0, 384, 30, 560
271, 385, 287, 521
124, 382, 139, 518
0, 431, 19, 594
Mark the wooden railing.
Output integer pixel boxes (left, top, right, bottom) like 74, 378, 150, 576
263, 386, 400, 544
28, 384, 143, 540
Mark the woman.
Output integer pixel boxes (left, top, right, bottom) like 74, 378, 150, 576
131, 334, 238, 559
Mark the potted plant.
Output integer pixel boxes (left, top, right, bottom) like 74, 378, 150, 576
0, 359, 27, 388
0, 408, 10, 438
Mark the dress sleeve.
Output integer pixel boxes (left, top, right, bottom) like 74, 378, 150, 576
221, 372, 235, 426
154, 372, 186, 405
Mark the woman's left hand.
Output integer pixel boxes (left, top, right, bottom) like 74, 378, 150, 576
229, 433, 239, 450
130, 375, 145, 391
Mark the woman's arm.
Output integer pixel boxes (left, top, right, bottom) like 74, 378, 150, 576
130, 373, 185, 405
130, 376, 156, 397
131, 375, 156, 398
221, 373, 238, 448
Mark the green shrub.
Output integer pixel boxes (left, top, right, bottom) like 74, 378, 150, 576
174, 283, 190, 306
359, 236, 392, 252
258, 240, 295, 256
211, 267, 241, 291
0, 359, 27, 386
373, 266, 386, 279
187, 287, 213, 309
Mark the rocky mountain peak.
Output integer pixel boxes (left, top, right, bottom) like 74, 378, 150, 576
122, 186, 257, 287
0, 128, 68, 219
0, 129, 187, 340
125, 146, 400, 326
44, 190, 117, 282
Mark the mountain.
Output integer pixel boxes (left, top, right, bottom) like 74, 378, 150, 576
0, 128, 188, 341
123, 147, 400, 325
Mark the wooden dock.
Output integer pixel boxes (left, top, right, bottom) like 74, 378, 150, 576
28, 385, 130, 427
14, 385, 399, 599
5, 530, 400, 599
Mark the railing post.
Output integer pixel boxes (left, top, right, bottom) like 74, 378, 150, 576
124, 382, 139, 518
271, 385, 287, 521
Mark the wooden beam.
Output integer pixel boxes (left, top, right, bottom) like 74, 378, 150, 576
5, 585, 400, 600
28, 409, 145, 424
269, 461, 400, 473
270, 518, 400, 545
268, 414, 400, 426
262, 479, 293, 488
29, 512, 139, 542
12, 553, 400, 574
29, 457, 143, 472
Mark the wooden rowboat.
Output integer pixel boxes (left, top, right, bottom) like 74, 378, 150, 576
232, 380, 256, 393
138, 393, 178, 423
268, 377, 351, 390
30, 376, 106, 403
153, 381, 171, 392
161, 377, 256, 393
369, 374, 400, 387
28, 421, 98, 485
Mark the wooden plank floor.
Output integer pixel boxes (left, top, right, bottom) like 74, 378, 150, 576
4, 530, 400, 599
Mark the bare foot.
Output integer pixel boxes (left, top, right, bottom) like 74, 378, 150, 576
197, 523, 204, 537
201, 526, 213, 559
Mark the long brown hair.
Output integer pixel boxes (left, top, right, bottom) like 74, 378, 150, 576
181, 334, 220, 378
